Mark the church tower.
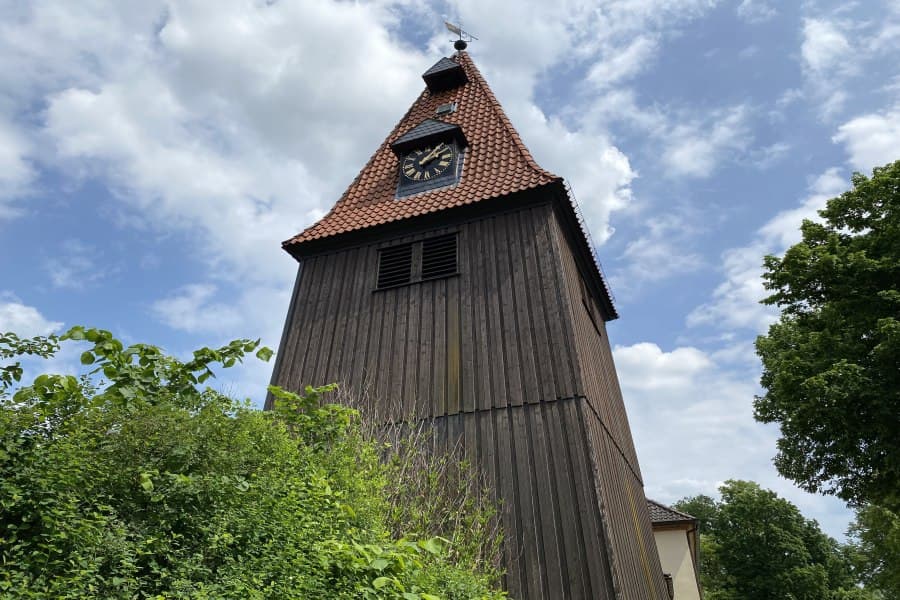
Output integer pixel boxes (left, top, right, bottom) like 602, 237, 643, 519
270, 49, 669, 600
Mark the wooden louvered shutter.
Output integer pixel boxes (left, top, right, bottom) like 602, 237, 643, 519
377, 243, 413, 289
421, 234, 457, 280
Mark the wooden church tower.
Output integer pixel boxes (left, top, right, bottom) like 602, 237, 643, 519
269, 47, 669, 599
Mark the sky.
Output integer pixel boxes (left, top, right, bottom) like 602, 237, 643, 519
1, 0, 898, 541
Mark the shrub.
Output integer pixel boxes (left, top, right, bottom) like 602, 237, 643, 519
0, 327, 504, 599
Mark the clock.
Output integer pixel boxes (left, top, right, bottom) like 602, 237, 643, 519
401, 142, 456, 183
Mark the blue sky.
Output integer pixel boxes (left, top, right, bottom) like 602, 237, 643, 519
1, 0, 898, 540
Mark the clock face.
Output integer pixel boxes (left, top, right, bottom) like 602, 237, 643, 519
401, 143, 455, 182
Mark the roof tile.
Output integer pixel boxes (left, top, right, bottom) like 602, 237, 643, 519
647, 499, 697, 524
283, 51, 559, 248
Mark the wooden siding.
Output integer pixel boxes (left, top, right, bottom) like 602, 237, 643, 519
550, 204, 668, 599
269, 202, 581, 419
427, 399, 617, 600
550, 206, 642, 476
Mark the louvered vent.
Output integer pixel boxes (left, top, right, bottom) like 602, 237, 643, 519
421, 234, 457, 280
377, 244, 413, 289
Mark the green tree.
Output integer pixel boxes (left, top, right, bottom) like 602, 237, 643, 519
676, 480, 874, 600
0, 327, 503, 599
755, 160, 900, 512
674, 494, 718, 534
850, 505, 900, 599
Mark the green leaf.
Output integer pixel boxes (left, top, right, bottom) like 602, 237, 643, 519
370, 557, 389, 571
372, 576, 392, 589
64, 326, 85, 341
80, 351, 95, 365
255, 346, 274, 362
419, 537, 444, 556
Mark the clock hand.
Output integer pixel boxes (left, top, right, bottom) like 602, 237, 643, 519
418, 143, 445, 166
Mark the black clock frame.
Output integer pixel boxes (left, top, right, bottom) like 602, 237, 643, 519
395, 140, 463, 198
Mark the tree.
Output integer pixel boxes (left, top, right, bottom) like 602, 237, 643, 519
849, 504, 900, 599
676, 480, 874, 600
0, 327, 503, 599
755, 160, 900, 512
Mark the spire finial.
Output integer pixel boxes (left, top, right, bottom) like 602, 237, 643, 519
444, 21, 477, 52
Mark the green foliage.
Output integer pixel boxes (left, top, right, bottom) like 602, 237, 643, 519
755, 160, 900, 512
673, 494, 718, 534
676, 480, 876, 600
0, 327, 504, 599
0, 331, 59, 396
849, 505, 900, 599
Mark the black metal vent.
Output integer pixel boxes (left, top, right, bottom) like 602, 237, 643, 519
377, 244, 412, 289
421, 234, 457, 280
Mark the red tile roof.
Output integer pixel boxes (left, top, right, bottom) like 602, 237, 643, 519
283, 51, 560, 248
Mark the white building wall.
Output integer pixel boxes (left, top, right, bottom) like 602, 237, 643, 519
653, 529, 701, 600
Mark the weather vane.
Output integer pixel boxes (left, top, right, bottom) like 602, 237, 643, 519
444, 21, 477, 51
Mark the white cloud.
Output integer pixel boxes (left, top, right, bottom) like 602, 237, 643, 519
152, 281, 290, 341
797, 9, 899, 120
585, 93, 754, 179
0, 295, 62, 337
586, 35, 659, 89
611, 213, 705, 292
150, 281, 292, 404
35, 1, 428, 287
833, 106, 900, 172
736, 0, 777, 23
801, 19, 851, 75
513, 108, 635, 243
0, 117, 34, 217
687, 168, 847, 331
615, 341, 852, 539
662, 105, 752, 178
446, 0, 723, 242
44, 239, 107, 290
749, 141, 791, 169
151, 284, 244, 335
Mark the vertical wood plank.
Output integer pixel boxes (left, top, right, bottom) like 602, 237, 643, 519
446, 274, 461, 415
493, 215, 524, 407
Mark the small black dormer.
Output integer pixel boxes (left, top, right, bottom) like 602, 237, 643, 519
390, 118, 468, 156
422, 57, 468, 92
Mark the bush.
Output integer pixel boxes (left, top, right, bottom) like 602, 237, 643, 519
0, 327, 504, 599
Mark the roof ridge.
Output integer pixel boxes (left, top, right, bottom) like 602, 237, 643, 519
454, 51, 558, 181
647, 498, 696, 521
284, 89, 430, 247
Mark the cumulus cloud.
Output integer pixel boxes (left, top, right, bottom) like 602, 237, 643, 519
35, 1, 428, 287
687, 168, 847, 332
0, 295, 62, 337
615, 340, 852, 538
801, 19, 851, 75
833, 106, 900, 172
